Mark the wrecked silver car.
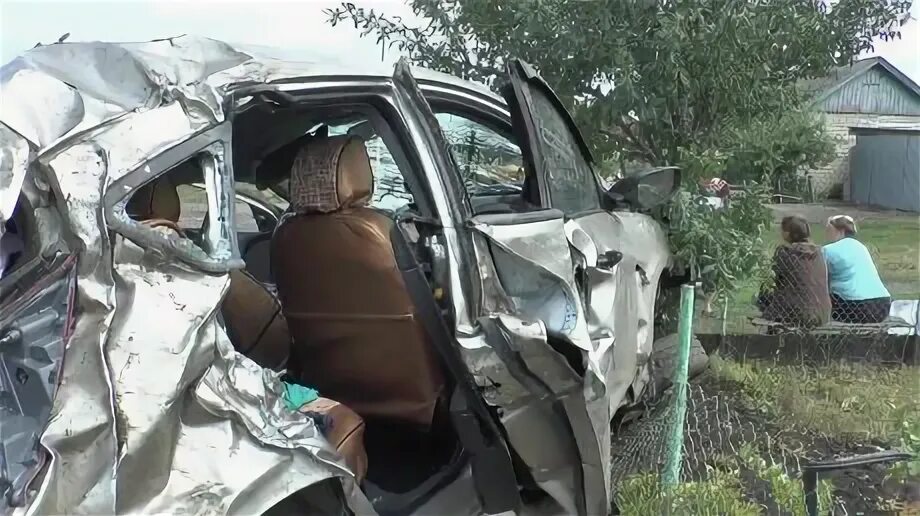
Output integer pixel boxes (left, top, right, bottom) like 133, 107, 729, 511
0, 36, 684, 515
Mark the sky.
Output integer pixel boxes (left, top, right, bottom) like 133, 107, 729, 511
0, 0, 918, 84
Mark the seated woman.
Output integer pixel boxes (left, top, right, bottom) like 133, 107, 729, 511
823, 215, 891, 323
757, 215, 831, 327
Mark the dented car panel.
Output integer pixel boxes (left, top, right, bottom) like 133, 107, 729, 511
470, 211, 591, 350
1, 35, 676, 516
1, 37, 370, 515
478, 315, 607, 516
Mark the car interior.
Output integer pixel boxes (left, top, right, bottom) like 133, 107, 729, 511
122, 97, 514, 514
0, 197, 28, 287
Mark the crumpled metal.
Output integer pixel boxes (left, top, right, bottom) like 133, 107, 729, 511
0, 124, 31, 226
1, 36, 373, 515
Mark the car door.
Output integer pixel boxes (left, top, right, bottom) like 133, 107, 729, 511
466, 60, 665, 511
394, 61, 611, 516
0, 253, 77, 511
500, 59, 663, 409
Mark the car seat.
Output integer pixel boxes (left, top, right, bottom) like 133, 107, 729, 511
127, 175, 369, 480
271, 135, 446, 428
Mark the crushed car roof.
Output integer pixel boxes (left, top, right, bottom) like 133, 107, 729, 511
0, 34, 501, 221
0, 34, 500, 150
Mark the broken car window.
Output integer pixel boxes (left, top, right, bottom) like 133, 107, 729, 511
436, 112, 525, 196
112, 147, 239, 271
526, 90, 601, 215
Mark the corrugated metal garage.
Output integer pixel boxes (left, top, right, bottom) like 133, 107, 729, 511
806, 57, 920, 211
849, 130, 920, 211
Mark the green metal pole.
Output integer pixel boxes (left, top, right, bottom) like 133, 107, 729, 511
662, 283, 696, 488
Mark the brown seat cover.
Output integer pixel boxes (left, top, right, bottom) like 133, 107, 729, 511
271, 135, 446, 428
222, 269, 291, 370
126, 175, 181, 223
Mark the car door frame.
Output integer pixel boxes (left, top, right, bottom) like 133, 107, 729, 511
396, 62, 609, 515
0, 252, 78, 509
391, 60, 528, 515
102, 123, 244, 273
502, 59, 604, 216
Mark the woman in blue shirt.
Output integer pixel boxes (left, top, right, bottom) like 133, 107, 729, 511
823, 215, 891, 323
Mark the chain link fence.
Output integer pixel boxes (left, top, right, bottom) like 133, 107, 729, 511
696, 167, 919, 339
610, 379, 919, 515
610, 173, 919, 514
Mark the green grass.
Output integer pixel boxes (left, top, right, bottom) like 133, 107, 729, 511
857, 218, 920, 299
616, 470, 761, 516
615, 443, 834, 516
699, 215, 920, 334
710, 357, 920, 443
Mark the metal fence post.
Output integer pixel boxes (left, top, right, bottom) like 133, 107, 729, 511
662, 283, 696, 488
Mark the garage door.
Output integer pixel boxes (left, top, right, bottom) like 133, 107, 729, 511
849, 130, 920, 212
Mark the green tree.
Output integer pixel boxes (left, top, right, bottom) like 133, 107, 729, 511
327, 0, 911, 297
329, 0, 909, 163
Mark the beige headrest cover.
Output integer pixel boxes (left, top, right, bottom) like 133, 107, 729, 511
289, 136, 374, 213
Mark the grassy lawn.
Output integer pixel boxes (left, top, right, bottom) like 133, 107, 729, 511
709, 357, 919, 443
616, 470, 761, 516
698, 215, 920, 334
616, 449, 835, 516
858, 217, 920, 299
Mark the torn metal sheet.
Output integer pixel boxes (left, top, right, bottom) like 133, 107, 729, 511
0, 125, 31, 225
0, 62, 85, 151
469, 211, 592, 352
106, 237, 362, 514
1, 36, 371, 515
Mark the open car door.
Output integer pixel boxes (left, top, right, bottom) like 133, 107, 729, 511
500, 60, 666, 404
491, 59, 674, 510
394, 59, 611, 515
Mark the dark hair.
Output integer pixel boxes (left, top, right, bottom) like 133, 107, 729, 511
827, 215, 857, 237
781, 215, 811, 243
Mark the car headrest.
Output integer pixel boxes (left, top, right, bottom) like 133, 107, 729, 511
126, 175, 180, 222
288, 135, 373, 214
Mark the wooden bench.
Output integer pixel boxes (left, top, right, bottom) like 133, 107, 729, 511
749, 316, 916, 336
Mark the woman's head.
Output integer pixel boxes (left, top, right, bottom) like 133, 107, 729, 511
780, 215, 811, 243
826, 214, 857, 242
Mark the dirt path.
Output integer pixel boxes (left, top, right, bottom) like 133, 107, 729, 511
770, 201, 919, 224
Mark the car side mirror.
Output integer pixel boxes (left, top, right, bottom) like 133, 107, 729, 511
608, 166, 680, 210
